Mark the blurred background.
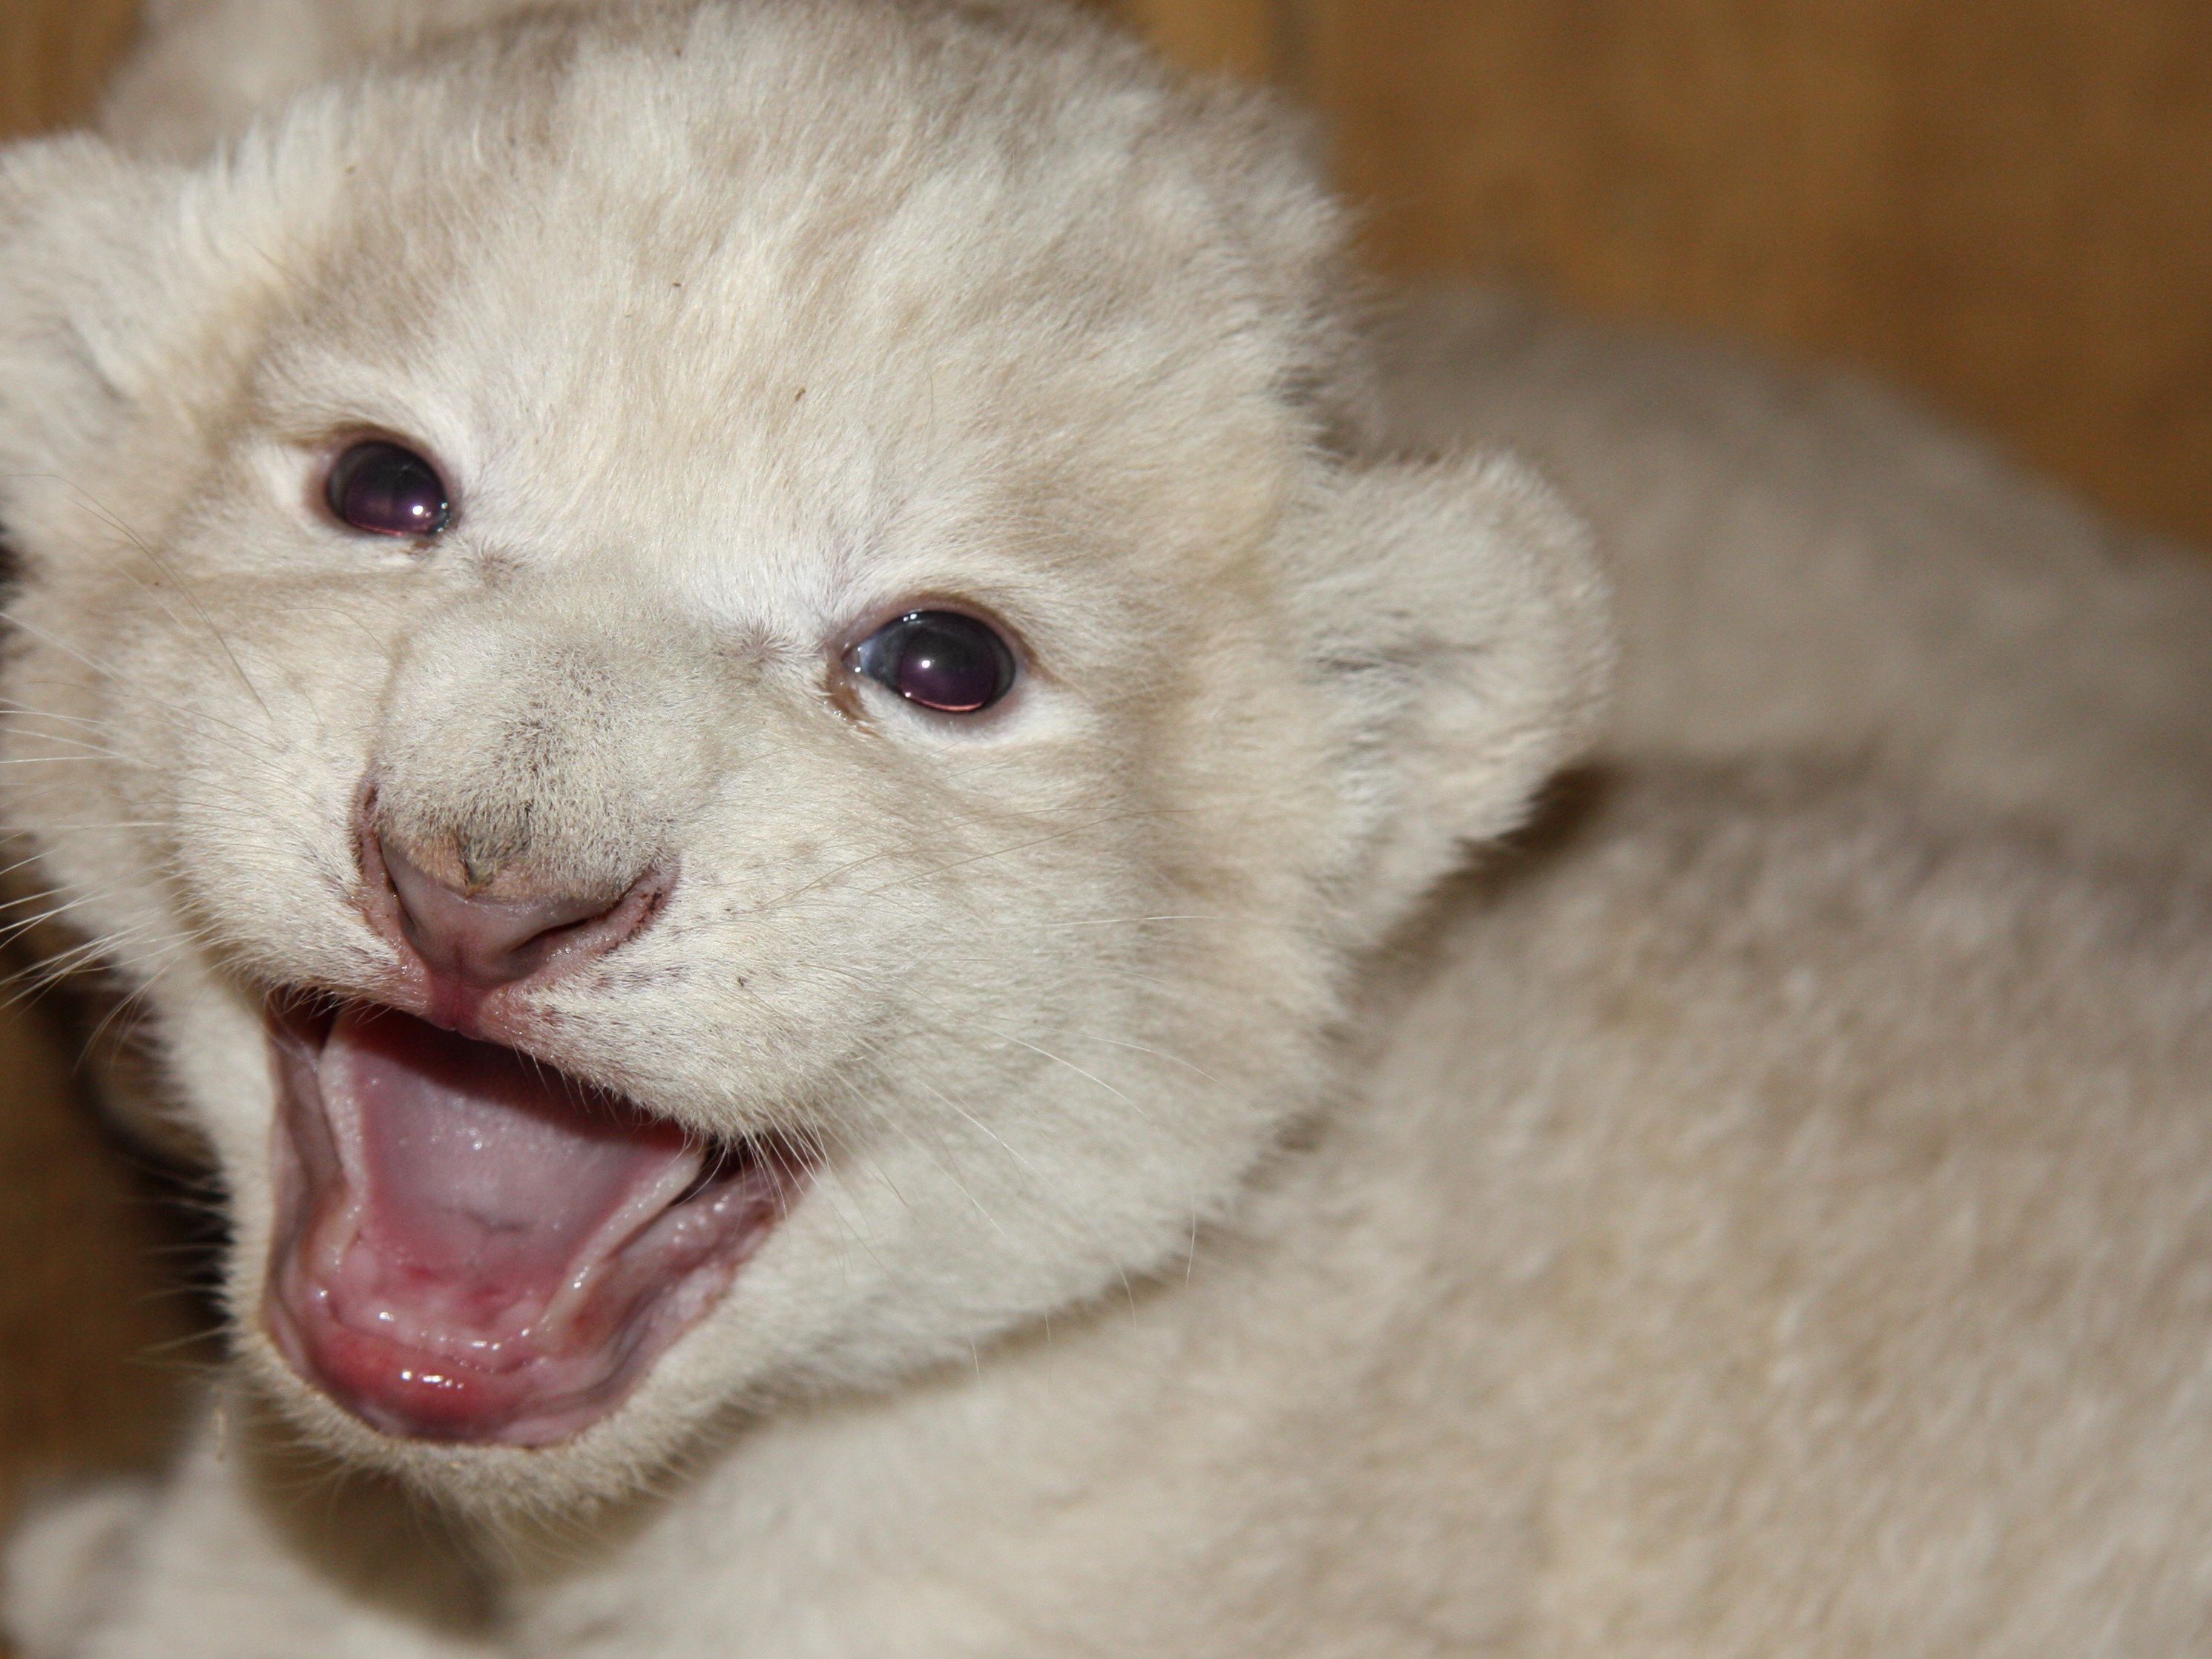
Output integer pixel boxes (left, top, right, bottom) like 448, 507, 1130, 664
1119, 0, 2212, 550
0, 0, 2208, 1615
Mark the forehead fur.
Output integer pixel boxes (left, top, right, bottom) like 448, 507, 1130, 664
60, 2, 1360, 589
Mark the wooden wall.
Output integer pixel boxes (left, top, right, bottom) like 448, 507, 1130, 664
0, 0, 134, 139
7, 0, 2211, 541
1127, 0, 2212, 547
1297, 1, 2212, 550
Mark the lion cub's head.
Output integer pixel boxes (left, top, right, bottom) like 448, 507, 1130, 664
0, 0, 1604, 1507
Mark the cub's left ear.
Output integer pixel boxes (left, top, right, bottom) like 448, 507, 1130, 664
0, 133, 175, 428
1286, 451, 1613, 949
0, 133, 204, 562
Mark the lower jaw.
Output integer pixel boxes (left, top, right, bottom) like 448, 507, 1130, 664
262, 1224, 768, 1448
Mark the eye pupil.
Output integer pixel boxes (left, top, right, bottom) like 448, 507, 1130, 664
851, 612, 1016, 715
327, 441, 451, 538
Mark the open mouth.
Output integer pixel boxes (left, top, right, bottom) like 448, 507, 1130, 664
263, 1000, 803, 1448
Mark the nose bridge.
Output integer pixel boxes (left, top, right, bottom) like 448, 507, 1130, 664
371, 588, 714, 896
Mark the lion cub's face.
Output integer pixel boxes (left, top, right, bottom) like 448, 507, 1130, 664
0, 2, 1603, 1506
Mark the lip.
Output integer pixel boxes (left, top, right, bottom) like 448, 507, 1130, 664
263, 997, 807, 1447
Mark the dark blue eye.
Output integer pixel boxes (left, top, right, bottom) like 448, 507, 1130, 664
848, 611, 1017, 714
326, 441, 451, 538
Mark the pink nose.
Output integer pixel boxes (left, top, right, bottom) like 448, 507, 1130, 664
378, 835, 659, 990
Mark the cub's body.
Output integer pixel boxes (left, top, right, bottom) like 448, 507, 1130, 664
23, 776, 2212, 1658
4, 4, 2212, 1656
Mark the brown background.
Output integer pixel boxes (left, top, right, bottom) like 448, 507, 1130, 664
1127, 0, 2212, 550
1, 0, 2209, 1626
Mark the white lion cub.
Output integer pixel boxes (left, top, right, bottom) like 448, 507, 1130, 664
2, 3, 2211, 1656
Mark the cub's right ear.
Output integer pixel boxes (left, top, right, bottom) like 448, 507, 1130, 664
1286, 450, 1615, 953
0, 134, 203, 562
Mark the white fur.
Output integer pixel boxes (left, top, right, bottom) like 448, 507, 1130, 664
0, 2, 2208, 1654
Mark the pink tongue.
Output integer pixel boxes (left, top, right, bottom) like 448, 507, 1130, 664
323, 1008, 701, 1349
